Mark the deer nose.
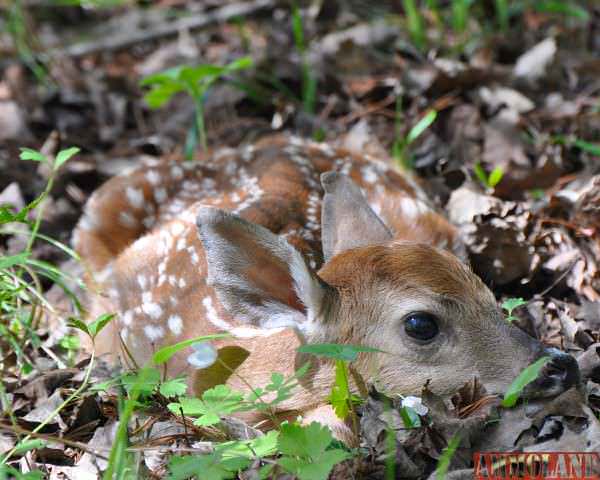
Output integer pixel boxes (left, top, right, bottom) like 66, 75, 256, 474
542, 347, 581, 391
523, 347, 581, 400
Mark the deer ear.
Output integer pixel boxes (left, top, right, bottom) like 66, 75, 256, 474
196, 208, 327, 337
321, 172, 392, 261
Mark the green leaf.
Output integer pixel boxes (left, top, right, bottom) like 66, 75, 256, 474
152, 333, 231, 365
406, 109, 437, 145
224, 56, 253, 72
435, 433, 461, 480
247, 363, 310, 409
168, 385, 246, 426
67, 317, 89, 336
121, 367, 161, 396
179, 64, 225, 86
216, 430, 279, 459
54, 147, 80, 170
159, 376, 188, 398
487, 166, 504, 188
13, 439, 46, 455
329, 360, 350, 419
167, 451, 248, 480
87, 313, 116, 340
0, 252, 29, 270
59, 335, 80, 351
19, 148, 47, 163
291, 5, 306, 54
473, 162, 489, 187
574, 139, 600, 157
143, 82, 184, 109
501, 356, 551, 407
534, 1, 590, 21
279, 450, 350, 480
140, 66, 184, 86
501, 297, 527, 322
400, 406, 421, 428
298, 343, 382, 361
277, 422, 350, 480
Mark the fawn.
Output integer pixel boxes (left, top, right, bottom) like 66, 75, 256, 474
74, 134, 579, 440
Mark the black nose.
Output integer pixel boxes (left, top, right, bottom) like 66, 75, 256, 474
540, 348, 581, 392
517, 347, 581, 402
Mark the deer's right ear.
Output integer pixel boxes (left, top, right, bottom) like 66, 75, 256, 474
196, 208, 329, 338
321, 172, 393, 262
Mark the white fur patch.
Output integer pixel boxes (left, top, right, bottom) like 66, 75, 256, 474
167, 314, 183, 335
125, 187, 144, 209
144, 324, 164, 342
202, 296, 231, 331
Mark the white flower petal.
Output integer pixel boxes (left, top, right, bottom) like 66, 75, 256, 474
401, 395, 428, 416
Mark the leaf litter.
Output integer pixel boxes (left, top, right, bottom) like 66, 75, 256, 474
1, 0, 600, 478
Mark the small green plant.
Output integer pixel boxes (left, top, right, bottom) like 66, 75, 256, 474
297, 343, 380, 438
155, 342, 353, 479
167, 430, 278, 480
399, 395, 427, 428
276, 421, 351, 480
0, 146, 81, 373
531, 1, 590, 21
393, 105, 438, 169
6, 0, 50, 86
501, 356, 550, 408
473, 162, 504, 189
291, 5, 317, 116
402, 0, 426, 50
58, 334, 80, 365
553, 135, 600, 157
501, 297, 527, 323
451, 0, 472, 34
494, 0, 509, 30
140, 57, 253, 158
435, 433, 461, 480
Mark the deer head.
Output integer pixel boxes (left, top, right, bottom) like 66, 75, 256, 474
197, 171, 579, 402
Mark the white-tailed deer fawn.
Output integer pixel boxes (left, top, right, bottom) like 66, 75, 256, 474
73, 134, 579, 439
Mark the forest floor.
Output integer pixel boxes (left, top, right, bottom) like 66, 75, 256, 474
1, 1, 600, 478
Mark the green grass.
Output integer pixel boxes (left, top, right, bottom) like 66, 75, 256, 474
140, 57, 253, 158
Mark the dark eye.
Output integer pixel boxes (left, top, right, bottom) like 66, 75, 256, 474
404, 312, 440, 342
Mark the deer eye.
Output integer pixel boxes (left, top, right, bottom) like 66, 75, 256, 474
404, 312, 440, 342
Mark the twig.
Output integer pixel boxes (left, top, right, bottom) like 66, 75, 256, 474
0, 422, 110, 461
0, 350, 96, 464
50, 0, 276, 59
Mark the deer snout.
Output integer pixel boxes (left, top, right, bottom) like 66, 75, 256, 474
523, 347, 581, 400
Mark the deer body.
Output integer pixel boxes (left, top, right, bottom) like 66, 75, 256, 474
74, 134, 578, 439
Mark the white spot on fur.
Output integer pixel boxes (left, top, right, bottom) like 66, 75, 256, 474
146, 170, 161, 185
137, 274, 147, 290
118, 211, 137, 228
361, 165, 378, 184
125, 187, 144, 209
154, 187, 167, 203
122, 310, 133, 326
144, 324, 164, 342
170, 165, 184, 180
399, 196, 430, 220
142, 302, 162, 319
168, 315, 183, 335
